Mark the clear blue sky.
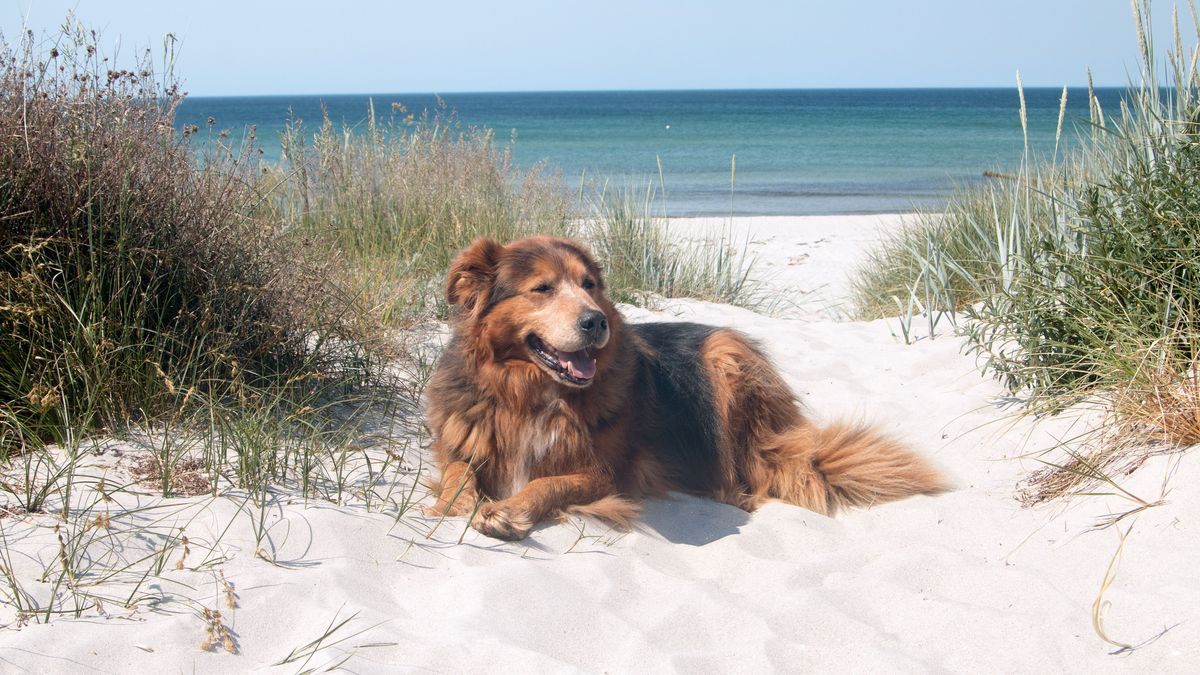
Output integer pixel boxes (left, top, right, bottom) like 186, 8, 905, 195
3, 1, 1185, 96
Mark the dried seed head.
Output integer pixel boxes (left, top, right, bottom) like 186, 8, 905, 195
176, 534, 191, 570
220, 570, 238, 609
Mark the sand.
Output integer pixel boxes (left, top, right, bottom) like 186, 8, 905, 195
1, 214, 1197, 673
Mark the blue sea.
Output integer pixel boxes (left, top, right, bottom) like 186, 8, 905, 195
177, 88, 1124, 216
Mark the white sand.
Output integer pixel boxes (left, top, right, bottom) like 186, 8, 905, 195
672, 214, 914, 320
2, 214, 1198, 672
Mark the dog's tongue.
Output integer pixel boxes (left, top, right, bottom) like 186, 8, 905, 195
557, 349, 596, 380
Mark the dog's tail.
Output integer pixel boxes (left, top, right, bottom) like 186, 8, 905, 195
563, 495, 641, 529
758, 421, 950, 515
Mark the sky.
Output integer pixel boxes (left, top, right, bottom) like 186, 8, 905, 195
2, 1, 1188, 96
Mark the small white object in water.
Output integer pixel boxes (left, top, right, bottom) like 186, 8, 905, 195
665, 124, 670, 129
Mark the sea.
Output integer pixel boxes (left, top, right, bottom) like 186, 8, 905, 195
177, 88, 1125, 217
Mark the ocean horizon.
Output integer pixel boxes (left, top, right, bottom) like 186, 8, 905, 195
177, 87, 1125, 217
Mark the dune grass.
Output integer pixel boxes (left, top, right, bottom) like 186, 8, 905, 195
586, 181, 762, 309
852, 164, 1076, 324
851, 0, 1200, 500
274, 101, 577, 325
0, 23, 384, 442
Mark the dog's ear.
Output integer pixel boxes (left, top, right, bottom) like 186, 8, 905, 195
446, 238, 504, 310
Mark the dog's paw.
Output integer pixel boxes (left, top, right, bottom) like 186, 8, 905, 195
471, 501, 534, 540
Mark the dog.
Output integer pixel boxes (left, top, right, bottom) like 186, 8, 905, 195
424, 236, 948, 540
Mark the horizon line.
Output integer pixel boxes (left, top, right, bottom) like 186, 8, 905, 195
182, 84, 1134, 100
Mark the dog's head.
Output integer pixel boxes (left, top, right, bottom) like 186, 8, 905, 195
446, 236, 616, 388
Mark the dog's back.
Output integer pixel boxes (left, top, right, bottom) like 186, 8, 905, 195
628, 322, 731, 493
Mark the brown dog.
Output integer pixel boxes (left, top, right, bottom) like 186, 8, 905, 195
424, 236, 948, 540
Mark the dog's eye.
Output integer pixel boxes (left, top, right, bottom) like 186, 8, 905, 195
582, 278, 595, 290
531, 283, 553, 294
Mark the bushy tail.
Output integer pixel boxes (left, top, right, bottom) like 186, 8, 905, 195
562, 495, 642, 529
760, 422, 950, 515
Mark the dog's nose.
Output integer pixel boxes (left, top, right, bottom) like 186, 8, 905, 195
578, 310, 608, 341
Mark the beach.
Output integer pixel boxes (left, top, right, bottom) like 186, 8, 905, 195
2, 214, 1197, 672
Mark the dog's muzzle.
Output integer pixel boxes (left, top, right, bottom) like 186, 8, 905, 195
578, 310, 609, 347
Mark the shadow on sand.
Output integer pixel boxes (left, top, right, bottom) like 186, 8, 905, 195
638, 493, 750, 546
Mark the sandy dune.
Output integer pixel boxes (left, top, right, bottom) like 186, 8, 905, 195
2, 215, 1197, 673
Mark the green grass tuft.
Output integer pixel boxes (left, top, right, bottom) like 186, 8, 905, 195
587, 182, 763, 309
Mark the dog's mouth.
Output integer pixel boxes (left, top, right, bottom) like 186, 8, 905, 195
526, 334, 597, 386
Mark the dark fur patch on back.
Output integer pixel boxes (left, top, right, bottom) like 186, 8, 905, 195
630, 322, 723, 492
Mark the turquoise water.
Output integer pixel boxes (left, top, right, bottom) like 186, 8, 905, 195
177, 88, 1124, 216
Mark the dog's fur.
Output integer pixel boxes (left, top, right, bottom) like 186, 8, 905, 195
424, 236, 949, 540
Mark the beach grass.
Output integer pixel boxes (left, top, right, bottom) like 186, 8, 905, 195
852, 0, 1200, 499
586, 181, 763, 309
0, 20, 396, 431
274, 101, 577, 325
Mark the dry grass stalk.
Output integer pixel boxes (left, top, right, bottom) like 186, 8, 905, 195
175, 535, 191, 570
1092, 526, 1135, 654
219, 570, 238, 609
200, 606, 237, 653
1113, 359, 1200, 447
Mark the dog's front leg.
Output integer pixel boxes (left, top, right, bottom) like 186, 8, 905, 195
425, 460, 480, 517
472, 473, 612, 540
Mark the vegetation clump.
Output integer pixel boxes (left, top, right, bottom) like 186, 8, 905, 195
851, 0, 1200, 498
0, 25, 375, 455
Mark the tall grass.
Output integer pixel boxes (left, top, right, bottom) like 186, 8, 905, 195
852, 166, 1075, 323
275, 102, 576, 324
587, 181, 762, 308
851, 0, 1200, 498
